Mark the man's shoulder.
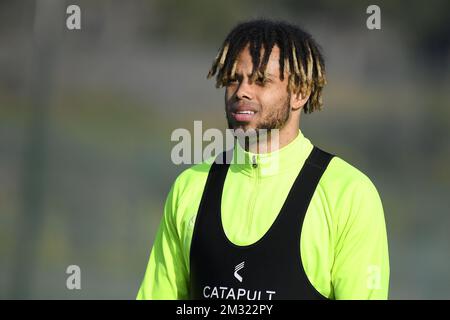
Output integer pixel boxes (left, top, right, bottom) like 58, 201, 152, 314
172, 160, 214, 197
318, 151, 386, 238
320, 152, 381, 198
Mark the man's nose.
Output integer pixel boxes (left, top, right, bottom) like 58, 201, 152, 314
235, 78, 254, 100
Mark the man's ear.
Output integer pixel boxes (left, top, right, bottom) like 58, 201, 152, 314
290, 90, 310, 111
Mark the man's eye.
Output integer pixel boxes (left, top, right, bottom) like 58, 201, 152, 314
255, 77, 269, 85
226, 78, 238, 84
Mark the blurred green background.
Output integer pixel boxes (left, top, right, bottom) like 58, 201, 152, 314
1, 0, 449, 299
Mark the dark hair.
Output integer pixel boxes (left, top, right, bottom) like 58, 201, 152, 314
207, 19, 327, 113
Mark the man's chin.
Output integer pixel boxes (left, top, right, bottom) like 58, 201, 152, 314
229, 123, 257, 133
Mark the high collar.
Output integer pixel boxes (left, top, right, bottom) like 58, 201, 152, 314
230, 130, 311, 178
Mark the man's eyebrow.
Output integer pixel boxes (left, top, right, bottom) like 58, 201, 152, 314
263, 73, 276, 78
240, 72, 276, 78
232, 71, 277, 79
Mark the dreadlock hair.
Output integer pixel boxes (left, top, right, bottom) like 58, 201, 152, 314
207, 19, 327, 114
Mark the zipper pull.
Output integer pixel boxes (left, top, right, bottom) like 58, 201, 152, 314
252, 155, 258, 168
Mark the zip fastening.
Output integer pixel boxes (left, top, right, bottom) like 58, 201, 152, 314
247, 154, 259, 236
252, 155, 258, 168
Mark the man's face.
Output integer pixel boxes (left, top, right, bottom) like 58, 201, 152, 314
225, 44, 291, 132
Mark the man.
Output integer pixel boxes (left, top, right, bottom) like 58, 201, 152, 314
137, 19, 389, 300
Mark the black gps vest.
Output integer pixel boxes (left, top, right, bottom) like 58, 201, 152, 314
190, 146, 334, 300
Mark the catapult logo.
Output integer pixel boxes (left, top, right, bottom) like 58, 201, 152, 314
201, 260, 277, 300
234, 261, 245, 283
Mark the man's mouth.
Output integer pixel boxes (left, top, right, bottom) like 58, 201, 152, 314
231, 110, 257, 122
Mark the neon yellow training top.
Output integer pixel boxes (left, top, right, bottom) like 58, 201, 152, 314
137, 130, 389, 300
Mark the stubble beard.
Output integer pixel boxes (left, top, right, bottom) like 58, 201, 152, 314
226, 92, 291, 142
